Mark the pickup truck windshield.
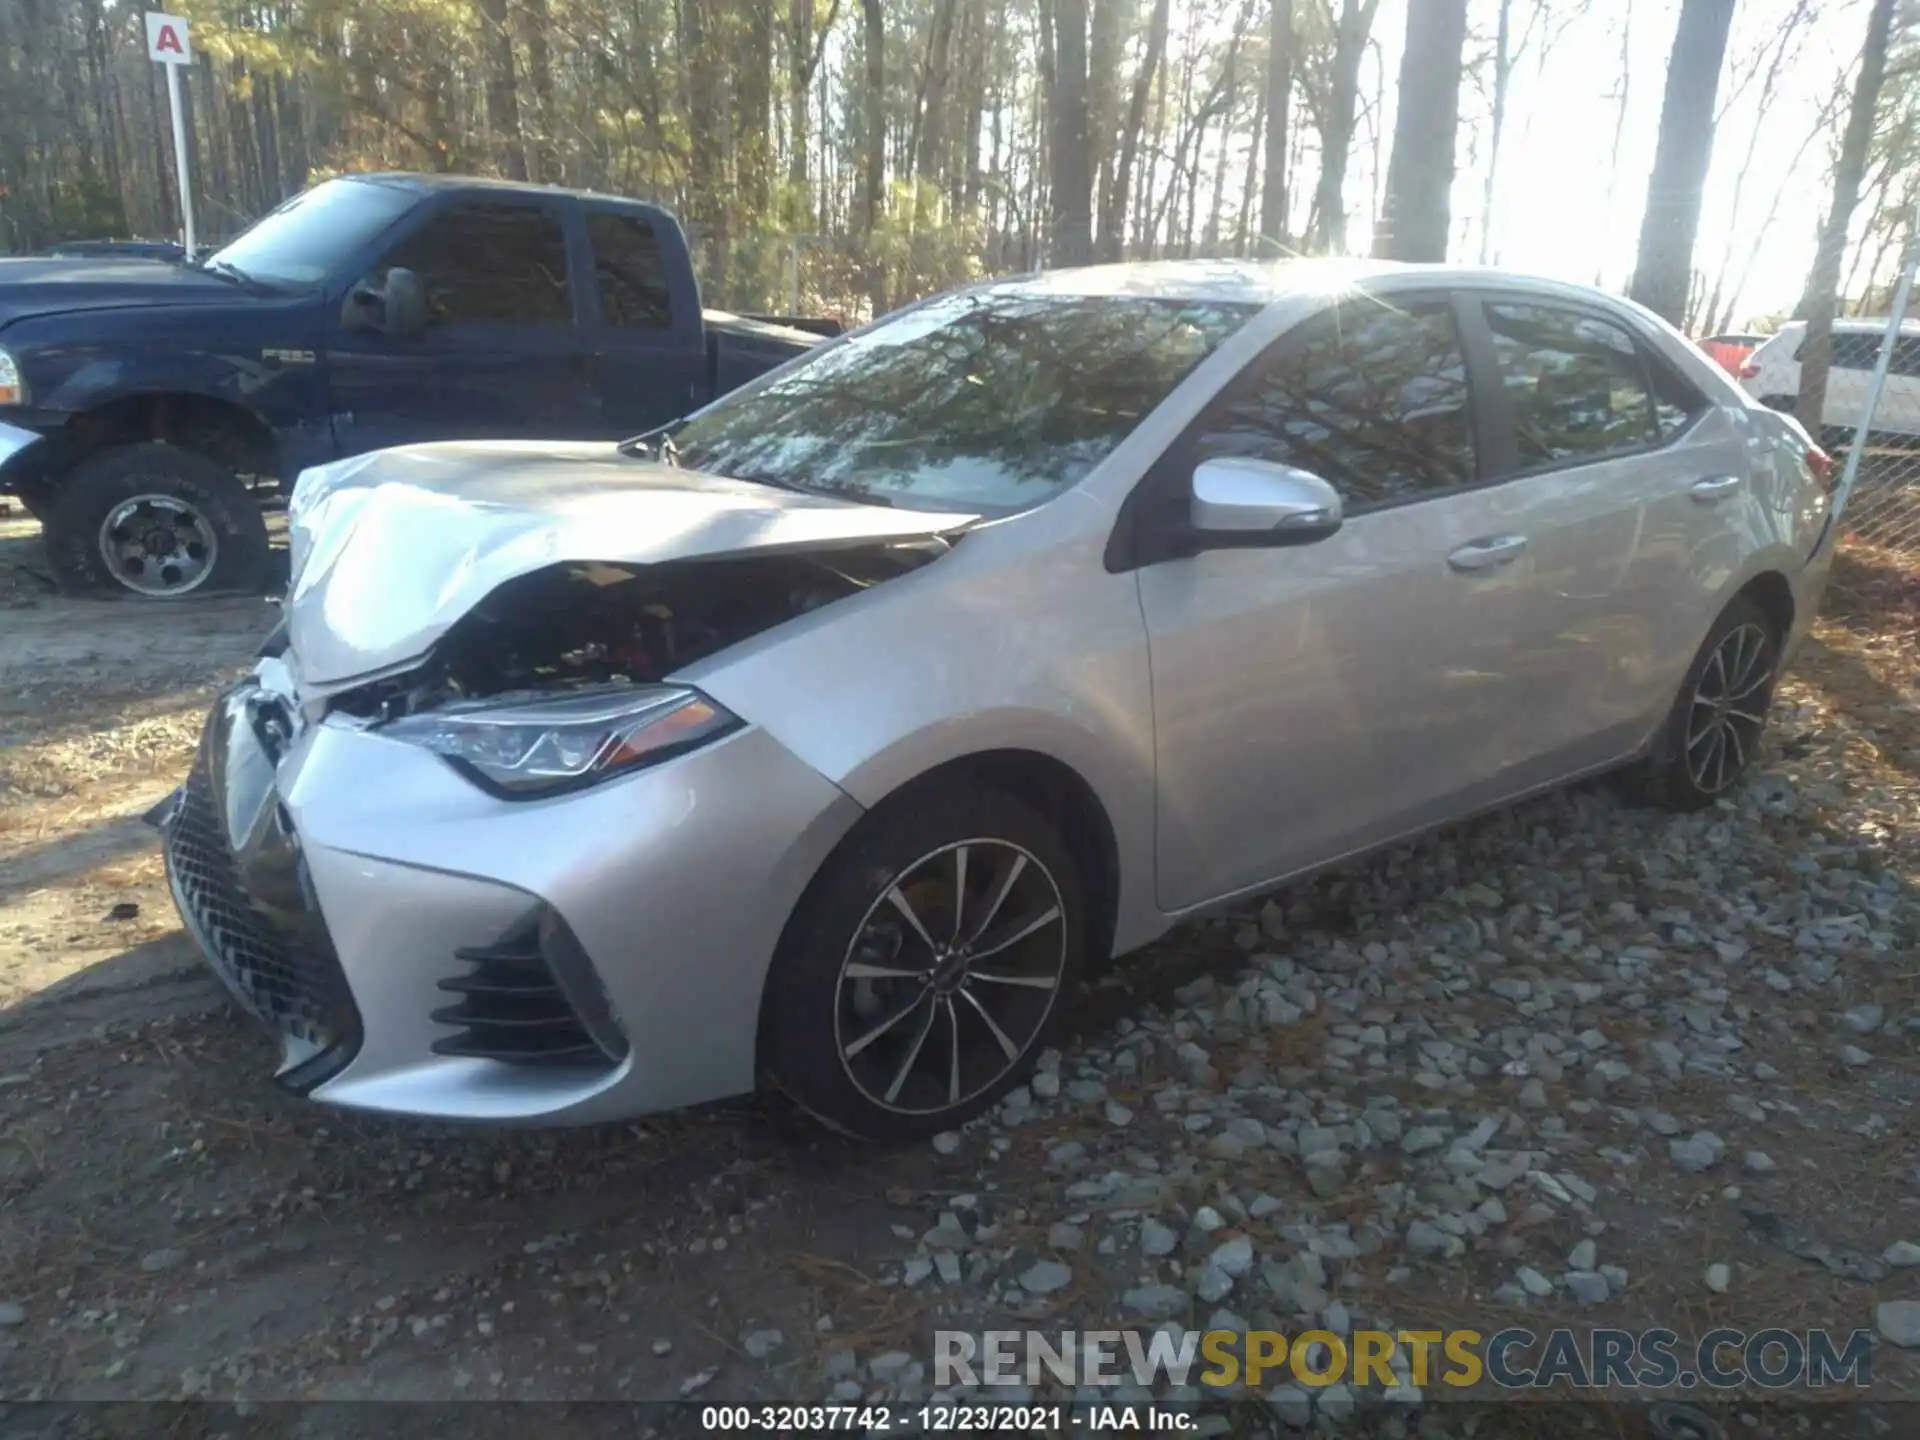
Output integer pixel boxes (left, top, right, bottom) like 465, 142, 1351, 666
204, 178, 420, 289
668, 288, 1258, 514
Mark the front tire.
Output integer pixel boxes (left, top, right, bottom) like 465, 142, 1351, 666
1626, 594, 1780, 811
762, 786, 1086, 1141
44, 442, 270, 599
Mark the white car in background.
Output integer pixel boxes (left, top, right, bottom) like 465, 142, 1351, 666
1740, 318, 1920, 441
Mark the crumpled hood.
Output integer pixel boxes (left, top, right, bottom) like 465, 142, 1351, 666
0, 256, 239, 326
287, 440, 977, 688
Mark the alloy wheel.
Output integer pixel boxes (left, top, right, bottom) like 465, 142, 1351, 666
97, 493, 221, 597
1684, 621, 1774, 795
833, 838, 1067, 1116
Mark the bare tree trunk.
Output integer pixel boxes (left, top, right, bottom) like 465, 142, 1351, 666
789, 0, 817, 207
1087, 0, 1125, 251
915, 0, 959, 207
684, 0, 731, 296
1202, 3, 1251, 255
523, 0, 557, 178
1477, 0, 1511, 265
1045, 0, 1093, 265
1234, 82, 1266, 255
740, 0, 777, 219
1628, 0, 1735, 324
1309, 0, 1381, 255
860, 0, 887, 311
1256, 0, 1293, 256
478, 0, 529, 180
1796, 0, 1898, 435
1372, 0, 1466, 262
1103, 0, 1170, 262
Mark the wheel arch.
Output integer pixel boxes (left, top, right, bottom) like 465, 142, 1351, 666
873, 748, 1124, 972
42, 391, 281, 495
751, 744, 1127, 1085
1734, 568, 1795, 647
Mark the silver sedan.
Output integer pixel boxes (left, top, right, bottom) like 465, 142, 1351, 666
157, 261, 1837, 1139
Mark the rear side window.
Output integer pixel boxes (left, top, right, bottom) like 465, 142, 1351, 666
1483, 302, 1668, 468
376, 203, 571, 326
1192, 300, 1476, 509
588, 212, 673, 330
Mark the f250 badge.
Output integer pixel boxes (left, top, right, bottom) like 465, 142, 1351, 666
262, 348, 316, 365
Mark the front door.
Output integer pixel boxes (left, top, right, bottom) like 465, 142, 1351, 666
326, 198, 598, 456
1136, 294, 1567, 911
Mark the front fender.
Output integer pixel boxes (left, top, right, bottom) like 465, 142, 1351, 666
7, 301, 334, 477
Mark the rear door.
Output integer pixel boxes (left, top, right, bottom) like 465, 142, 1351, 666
580, 207, 711, 436
1463, 293, 1736, 773
326, 197, 598, 454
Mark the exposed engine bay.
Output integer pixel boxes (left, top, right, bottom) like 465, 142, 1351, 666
331, 539, 948, 720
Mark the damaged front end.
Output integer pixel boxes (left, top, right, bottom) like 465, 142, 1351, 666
330, 539, 948, 722
302, 538, 946, 797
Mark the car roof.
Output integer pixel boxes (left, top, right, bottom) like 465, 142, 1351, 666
997, 258, 1666, 317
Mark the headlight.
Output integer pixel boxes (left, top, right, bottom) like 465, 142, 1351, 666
385, 685, 739, 796
0, 348, 23, 407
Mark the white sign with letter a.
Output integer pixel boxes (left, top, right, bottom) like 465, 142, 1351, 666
145, 12, 192, 65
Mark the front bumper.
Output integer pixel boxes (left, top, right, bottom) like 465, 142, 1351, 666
161, 675, 864, 1124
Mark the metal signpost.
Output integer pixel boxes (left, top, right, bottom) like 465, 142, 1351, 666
145, 12, 196, 258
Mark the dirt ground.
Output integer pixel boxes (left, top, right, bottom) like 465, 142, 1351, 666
1, 511, 1917, 1440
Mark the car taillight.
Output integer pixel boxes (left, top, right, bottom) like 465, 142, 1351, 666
1738, 361, 1761, 380
1807, 446, 1836, 492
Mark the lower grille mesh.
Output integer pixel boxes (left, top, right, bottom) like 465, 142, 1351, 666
165, 757, 357, 1055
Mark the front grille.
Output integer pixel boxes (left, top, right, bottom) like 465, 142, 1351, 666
165, 753, 359, 1067
433, 910, 626, 1068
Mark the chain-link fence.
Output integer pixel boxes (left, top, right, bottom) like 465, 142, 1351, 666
1822, 233, 1920, 617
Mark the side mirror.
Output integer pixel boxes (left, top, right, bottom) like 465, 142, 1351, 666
1189, 456, 1343, 547
341, 268, 427, 341
383, 267, 426, 341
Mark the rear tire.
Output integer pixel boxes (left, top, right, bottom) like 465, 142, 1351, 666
1624, 594, 1780, 811
45, 442, 270, 599
762, 786, 1086, 1142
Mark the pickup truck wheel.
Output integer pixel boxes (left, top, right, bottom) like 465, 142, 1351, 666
45, 443, 270, 599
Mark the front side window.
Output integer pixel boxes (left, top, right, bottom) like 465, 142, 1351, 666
374, 203, 571, 327
667, 288, 1256, 513
588, 212, 673, 329
1192, 299, 1476, 509
205, 178, 419, 288
1485, 302, 1661, 467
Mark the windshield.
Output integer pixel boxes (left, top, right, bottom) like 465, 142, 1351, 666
669, 288, 1257, 513
205, 178, 420, 288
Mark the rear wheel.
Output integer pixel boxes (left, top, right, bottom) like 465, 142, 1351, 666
45, 442, 269, 599
762, 786, 1086, 1141
1626, 594, 1780, 811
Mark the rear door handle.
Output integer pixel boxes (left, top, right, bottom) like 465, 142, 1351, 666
1690, 474, 1744, 502
1447, 534, 1528, 572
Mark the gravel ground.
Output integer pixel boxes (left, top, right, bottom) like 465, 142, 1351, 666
1, 515, 1917, 1439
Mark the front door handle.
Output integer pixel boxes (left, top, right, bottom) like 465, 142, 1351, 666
1447, 534, 1528, 572
1690, 474, 1744, 502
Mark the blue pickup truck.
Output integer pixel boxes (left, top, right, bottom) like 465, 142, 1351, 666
0, 174, 829, 598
